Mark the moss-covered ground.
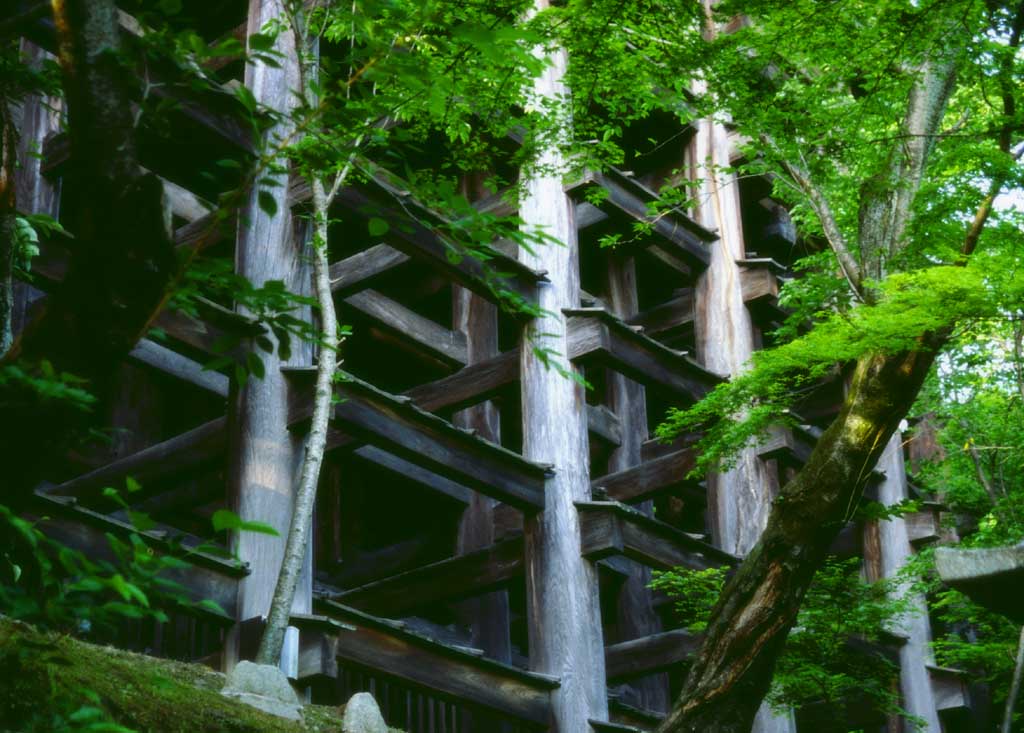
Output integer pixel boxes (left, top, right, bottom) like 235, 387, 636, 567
0, 616, 402, 732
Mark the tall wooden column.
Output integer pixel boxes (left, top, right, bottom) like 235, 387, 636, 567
12, 41, 61, 338
453, 286, 511, 662
605, 252, 669, 713
226, 0, 313, 673
519, 10, 608, 729
690, 114, 796, 733
865, 435, 942, 731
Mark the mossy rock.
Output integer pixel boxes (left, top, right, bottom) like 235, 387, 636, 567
0, 616, 404, 732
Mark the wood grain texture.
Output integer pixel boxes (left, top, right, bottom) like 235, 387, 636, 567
452, 283, 513, 669
865, 435, 942, 730
29, 492, 245, 620
289, 371, 551, 510
294, 608, 559, 724
688, 109, 796, 733
577, 501, 737, 572
604, 252, 669, 712
226, 0, 311, 667
518, 21, 608, 730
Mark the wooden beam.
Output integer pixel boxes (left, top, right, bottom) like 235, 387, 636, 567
293, 607, 558, 725
578, 501, 737, 572
929, 666, 969, 711
628, 291, 694, 341
740, 267, 789, 328
287, 370, 551, 510
329, 244, 411, 296
44, 417, 227, 505
331, 538, 524, 616
591, 447, 702, 504
566, 308, 720, 403
341, 289, 467, 367
29, 492, 244, 620
565, 167, 715, 271
352, 445, 471, 504
129, 338, 229, 397
605, 629, 701, 683
292, 170, 546, 310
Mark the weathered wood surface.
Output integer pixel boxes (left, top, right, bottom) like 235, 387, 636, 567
129, 338, 230, 397
293, 607, 559, 725
628, 291, 694, 342
452, 282, 513, 677
288, 370, 551, 510
518, 19, 608, 731
44, 417, 227, 505
863, 434, 942, 730
605, 629, 702, 683
295, 169, 546, 310
578, 501, 737, 572
566, 308, 719, 402
331, 537, 524, 616
329, 244, 411, 296
29, 492, 245, 620
928, 665, 970, 711
225, 0, 311, 671
17, 12, 253, 153
564, 167, 716, 271
342, 288, 468, 367
604, 252, 669, 712
592, 447, 703, 505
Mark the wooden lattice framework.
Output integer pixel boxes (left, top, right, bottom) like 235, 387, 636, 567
6, 1, 972, 731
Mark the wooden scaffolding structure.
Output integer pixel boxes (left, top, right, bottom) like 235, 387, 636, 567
7, 1, 974, 730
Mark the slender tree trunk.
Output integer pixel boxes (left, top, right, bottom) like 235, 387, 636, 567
255, 174, 338, 665
1003, 625, 1024, 733
658, 344, 942, 733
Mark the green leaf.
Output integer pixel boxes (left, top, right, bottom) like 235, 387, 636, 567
211, 509, 280, 536
257, 190, 278, 218
367, 217, 389, 237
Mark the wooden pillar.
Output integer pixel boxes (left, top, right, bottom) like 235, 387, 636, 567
225, 0, 313, 674
519, 11, 608, 729
690, 109, 797, 733
605, 252, 669, 713
865, 434, 942, 731
12, 41, 61, 338
453, 286, 511, 662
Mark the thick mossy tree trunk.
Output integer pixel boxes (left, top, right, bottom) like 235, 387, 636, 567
659, 345, 942, 732
1, 0, 176, 498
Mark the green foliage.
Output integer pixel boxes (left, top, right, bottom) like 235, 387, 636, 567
658, 264, 1024, 474
652, 559, 915, 720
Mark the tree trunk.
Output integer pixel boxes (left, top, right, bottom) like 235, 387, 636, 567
1, 0, 176, 497
658, 344, 941, 733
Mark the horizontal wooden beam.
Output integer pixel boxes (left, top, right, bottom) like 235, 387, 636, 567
28, 492, 244, 620
288, 370, 551, 510
341, 289, 467, 367
566, 308, 720, 402
605, 629, 701, 682
739, 267, 789, 328
592, 446, 702, 504
329, 244, 411, 296
294, 606, 558, 724
331, 538, 524, 616
129, 338, 229, 397
45, 417, 227, 506
628, 291, 694, 341
578, 501, 737, 571
565, 168, 715, 271
291, 166, 546, 311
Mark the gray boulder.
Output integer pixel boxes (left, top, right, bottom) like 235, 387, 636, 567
341, 692, 388, 733
221, 660, 301, 721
